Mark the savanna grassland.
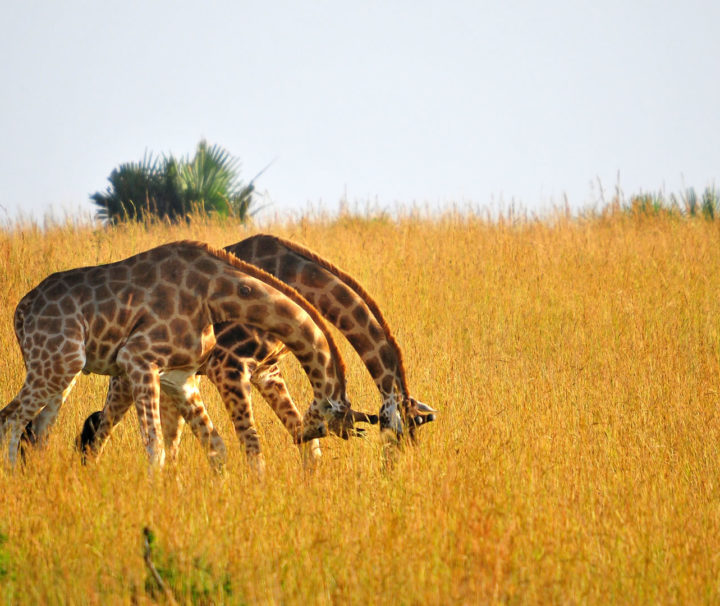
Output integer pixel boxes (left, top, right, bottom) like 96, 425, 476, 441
1, 209, 720, 604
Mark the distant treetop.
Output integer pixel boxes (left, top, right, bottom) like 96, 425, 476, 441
91, 140, 257, 224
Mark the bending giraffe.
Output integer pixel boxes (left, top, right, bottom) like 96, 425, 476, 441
0, 240, 370, 468
228, 234, 436, 440
80, 233, 434, 469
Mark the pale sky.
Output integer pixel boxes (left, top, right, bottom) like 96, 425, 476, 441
1, 1, 718, 224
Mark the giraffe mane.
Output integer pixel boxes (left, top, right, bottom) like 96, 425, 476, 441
262, 234, 411, 399
173, 240, 348, 391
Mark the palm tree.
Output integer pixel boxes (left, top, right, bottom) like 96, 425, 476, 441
91, 141, 257, 224
174, 140, 255, 218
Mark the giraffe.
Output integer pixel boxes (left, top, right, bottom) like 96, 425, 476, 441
227, 234, 436, 440
81, 233, 435, 469
0, 240, 368, 467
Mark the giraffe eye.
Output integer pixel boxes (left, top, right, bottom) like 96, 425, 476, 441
239, 284, 252, 297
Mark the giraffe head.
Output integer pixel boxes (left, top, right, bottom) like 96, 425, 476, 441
298, 396, 378, 442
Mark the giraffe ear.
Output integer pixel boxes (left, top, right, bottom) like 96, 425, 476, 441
409, 400, 437, 427
415, 401, 437, 414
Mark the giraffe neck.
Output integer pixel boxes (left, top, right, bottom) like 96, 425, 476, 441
227, 235, 408, 404
197, 243, 347, 406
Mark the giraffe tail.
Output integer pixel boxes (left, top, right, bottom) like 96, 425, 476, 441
75, 410, 104, 464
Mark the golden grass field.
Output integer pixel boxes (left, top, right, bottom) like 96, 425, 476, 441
1, 209, 720, 604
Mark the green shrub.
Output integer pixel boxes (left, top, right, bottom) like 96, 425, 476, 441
91, 141, 256, 224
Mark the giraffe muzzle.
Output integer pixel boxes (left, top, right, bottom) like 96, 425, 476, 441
298, 423, 328, 443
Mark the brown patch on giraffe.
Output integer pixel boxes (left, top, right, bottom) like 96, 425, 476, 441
274, 299, 297, 320
178, 290, 199, 316
269, 322, 294, 338
294, 350, 314, 364
300, 322, 317, 345
168, 315, 189, 336
299, 263, 331, 289
102, 324, 124, 344
61, 271, 87, 288
365, 356, 384, 379
331, 284, 354, 307
96, 343, 111, 360
37, 317, 62, 334
58, 295, 77, 316
213, 277, 236, 299
148, 283, 175, 311
115, 306, 132, 327
185, 270, 209, 297
132, 262, 157, 288
176, 245, 203, 263
153, 343, 174, 358
379, 343, 396, 370
168, 352, 192, 367
245, 304, 269, 324
195, 258, 218, 275
278, 255, 302, 285
316, 294, 334, 315
148, 324, 171, 343
44, 280, 69, 300
337, 315, 354, 332
42, 303, 63, 318
91, 315, 108, 336
351, 304, 369, 328
347, 332, 374, 355
108, 264, 129, 282
95, 283, 114, 302
159, 257, 186, 283
368, 321, 384, 341
254, 236, 280, 258
45, 334, 63, 350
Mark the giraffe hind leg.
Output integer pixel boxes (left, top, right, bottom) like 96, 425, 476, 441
5, 367, 81, 465
81, 375, 136, 463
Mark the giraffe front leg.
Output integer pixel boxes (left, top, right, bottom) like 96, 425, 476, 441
115, 343, 167, 469
25, 375, 80, 449
252, 363, 321, 470
167, 376, 227, 472
7, 362, 82, 464
206, 358, 265, 478
4, 383, 40, 466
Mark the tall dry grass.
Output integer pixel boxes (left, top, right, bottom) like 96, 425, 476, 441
1, 209, 720, 603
